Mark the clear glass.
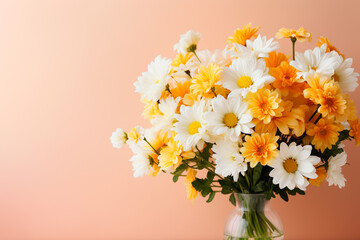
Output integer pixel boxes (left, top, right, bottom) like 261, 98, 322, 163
223, 193, 284, 240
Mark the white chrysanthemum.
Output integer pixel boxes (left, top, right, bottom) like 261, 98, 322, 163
233, 35, 279, 58
290, 44, 342, 79
174, 30, 201, 54
222, 55, 274, 98
333, 57, 359, 92
269, 142, 321, 190
173, 101, 208, 151
134, 55, 171, 101
196, 49, 233, 67
205, 93, 254, 142
151, 97, 180, 132
110, 128, 127, 149
212, 139, 247, 181
128, 140, 152, 178
327, 152, 347, 188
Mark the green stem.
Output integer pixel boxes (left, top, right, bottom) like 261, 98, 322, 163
309, 105, 320, 121
143, 137, 160, 155
291, 37, 297, 60
192, 50, 201, 63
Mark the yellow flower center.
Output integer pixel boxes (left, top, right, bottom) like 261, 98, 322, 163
257, 145, 267, 154
319, 128, 328, 136
237, 76, 253, 88
188, 121, 201, 135
223, 113, 238, 128
283, 158, 298, 173
155, 79, 159, 84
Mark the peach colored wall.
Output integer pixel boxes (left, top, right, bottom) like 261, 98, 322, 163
0, 0, 360, 239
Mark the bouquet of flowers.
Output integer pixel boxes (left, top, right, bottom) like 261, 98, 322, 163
111, 23, 359, 238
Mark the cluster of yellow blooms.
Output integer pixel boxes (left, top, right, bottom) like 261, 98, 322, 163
111, 23, 359, 204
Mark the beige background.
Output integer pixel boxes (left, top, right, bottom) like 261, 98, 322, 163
1, 0, 360, 239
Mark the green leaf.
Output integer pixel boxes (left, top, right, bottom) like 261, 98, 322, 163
207, 171, 215, 183
172, 175, 179, 183
253, 181, 265, 193
206, 191, 216, 203
229, 193, 236, 206
221, 186, 233, 194
279, 189, 289, 202
252, 163, 263, 186
201, 187, 212, 197
339, 130, 350, 141
172, 163, 188, 176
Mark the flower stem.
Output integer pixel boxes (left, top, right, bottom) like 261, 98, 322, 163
192, 50, 201, 63
291, 37, 297, 60
144, 137, 160, 155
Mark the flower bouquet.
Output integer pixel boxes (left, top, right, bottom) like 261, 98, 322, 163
111, 23, 359, 239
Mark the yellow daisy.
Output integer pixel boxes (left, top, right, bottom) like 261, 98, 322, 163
276, 27, 312, 42
240, 133, 279, 167
141, 98, 162, 120
317, 37, 344, 58
170, 80, 191, 99
309, 165, 327, 186
190, 63, 222, 98
184, 168, 198, 204
246, 88, 283, 124
318, 88, 346, 120
171, 52, 194, 68
158, 136, 183, 171
303, 73, 334, 104
227, 23, 260, 45
147, 130, 170, 176
306, 118, 344, 152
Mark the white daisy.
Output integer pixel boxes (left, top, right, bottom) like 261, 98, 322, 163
269, 142, 321, 190
110, 128, 127, 149
232, 35, 279, 58
128, 139, 152, 178
205, 93, 254, 142
173, 100, 208, 151
212, 139, 247, 181
222, 55, 274, 98
134, 55, 171, 102
174, 30, 201, 54
290, 44, 342, 79
196, 49, 233, 67
333, 57, 359, 92
327, 152, 347, 189
151, 97, 180, 132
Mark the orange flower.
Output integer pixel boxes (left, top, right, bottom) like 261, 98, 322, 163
318, 90, 346, 120
303, 73, 334, 104
276, 27, 312, 42
170, 80, 191, 98
227, 23, 260, 45
349, 118, 360, 146
265, 52, 289, 69
254, 100, 299, 136
270, 61, 304, 97
246, 88, 283, 124
317, 37, 344, 58
290, 105, 309, 137
306, 118, 344, 152
184, 168, 198, 204
147, 130, 170, 177
240, 133, 279, 167
190, 63, 222, 98
309, 165, 327, 186
213, 85, 231, 98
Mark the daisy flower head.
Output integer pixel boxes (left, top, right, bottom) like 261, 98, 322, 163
151, 97, 180, 132
190, 63, 222, 98
318, 84, 347, 120
127, 126, 145, 144
332, 57, 359, 93
270, 61, 304, 97
303, 72, 336, 103
184, 168, 198, 204
265, 51, 289, 69
226, 23, 260, 46
222, 55, 274, 98
158, 136, 183, 172
326, 152, 347, 189
205, 92, 254, 142
174, 30, 201, 54
349, 118, 360, 146
134, 55, 172, 102
290, 44, 342, 79
276, 27, 312, 42
269, 142, 320, 190
212, 139, 247, 181
234, 35, 280, 58
110, 128, 128, 149
128, 140, 152, 178
306, 118, 344, 152
174, 100, 208, 151
317, 37, 343, 57
141, 98, 162, 120
246, 88, 283, 124
240, 133, 279, 167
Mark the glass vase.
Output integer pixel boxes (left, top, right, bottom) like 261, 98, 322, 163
223, 193, 284, 240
